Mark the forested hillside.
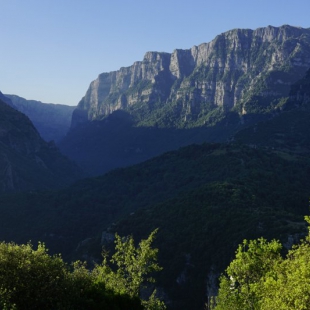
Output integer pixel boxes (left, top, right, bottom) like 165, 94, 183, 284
0, 143, 309, 308
0, 98, 83, 192
5, 94, 75, 142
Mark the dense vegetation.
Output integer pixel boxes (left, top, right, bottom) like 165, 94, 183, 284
111, 152, 310, 309
214, 216, 310, 310
1, 142, 310, 309
0, 231, 164, 310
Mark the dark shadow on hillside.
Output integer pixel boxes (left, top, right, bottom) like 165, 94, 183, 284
58, 110, 270, 176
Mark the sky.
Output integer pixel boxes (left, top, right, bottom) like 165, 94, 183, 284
1, 0, 310, 106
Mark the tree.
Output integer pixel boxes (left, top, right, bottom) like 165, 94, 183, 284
215, 238, 282, 309
259, 216, 310, 309
215, 216, 310, 310
94, 229, 166, 310
0, 242, 68, 309
0, 236, 161, 309
66, 260, 144, 310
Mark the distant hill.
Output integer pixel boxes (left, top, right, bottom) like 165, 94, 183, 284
59, 25, 310, 175
0, 91, 15, 108
0, 98, 83, 192
5, 94, 75, 142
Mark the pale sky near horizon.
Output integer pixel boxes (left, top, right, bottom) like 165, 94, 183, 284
1, 0, 310, 106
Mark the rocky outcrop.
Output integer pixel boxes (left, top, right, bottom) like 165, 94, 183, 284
5, 94, 75, 142
73, 25, 310, 127
60, 25, 310, 176
0, 98, 83, 192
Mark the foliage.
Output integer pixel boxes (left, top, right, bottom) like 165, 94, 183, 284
215, 238, 282, 310
94, 229, 166, 310
0, 232, 165, 309
259, 216, 310, 310
0, 242, 67, 309
1, 143, 310, 309
215, 216, 310, 310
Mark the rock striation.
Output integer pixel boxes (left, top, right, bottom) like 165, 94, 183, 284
73, 25, 310, 128
60, 25, 310, 176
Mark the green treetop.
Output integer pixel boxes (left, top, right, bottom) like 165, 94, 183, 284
214, 216, 310, 310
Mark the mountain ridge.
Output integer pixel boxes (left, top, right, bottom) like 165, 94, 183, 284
60, 25, 310, 175
5, 94, 75, 142
73, 25, 310, 128
0, 98, 83, 192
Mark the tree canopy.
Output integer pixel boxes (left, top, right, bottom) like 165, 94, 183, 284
0, 230, 164, 310
214, 216, 310, 310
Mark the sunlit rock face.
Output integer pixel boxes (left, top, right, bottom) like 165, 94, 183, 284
73, 25, 310, 127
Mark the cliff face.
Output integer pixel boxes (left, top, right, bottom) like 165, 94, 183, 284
0, 98, 83, 192
5, 94, 75, 143
73, 25, 310, 127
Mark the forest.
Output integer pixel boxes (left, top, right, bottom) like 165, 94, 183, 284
3, 217, 310, 310
0, 230, 165, 310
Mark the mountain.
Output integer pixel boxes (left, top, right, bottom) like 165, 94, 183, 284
2, 24, 310, 308
60, 25, 310, 175
59, 110, 240, 175
0, 143, 309, 309
235, 68, 310, 153
5, 94, 75, 142
0, 91, 15, 108
74, 25, 310, 125
0, 98, 83, 192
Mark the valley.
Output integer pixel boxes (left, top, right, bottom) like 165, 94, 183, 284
1, 24, 310, 309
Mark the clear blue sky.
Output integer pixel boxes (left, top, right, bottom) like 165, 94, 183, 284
1, 0, 309, 106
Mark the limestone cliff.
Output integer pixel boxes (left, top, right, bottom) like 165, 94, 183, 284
73, 25, 310, 128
